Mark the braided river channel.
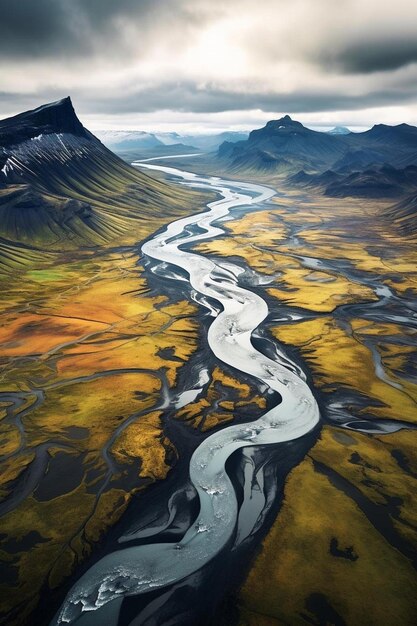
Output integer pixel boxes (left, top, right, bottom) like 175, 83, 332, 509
53, 162, 321, 625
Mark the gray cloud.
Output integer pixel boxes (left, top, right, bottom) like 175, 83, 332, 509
320, 38, 417, 74
0, 0, 69, 56
80, 82, 416, 115
0, 0, 193, 58
4, 80, 416, 119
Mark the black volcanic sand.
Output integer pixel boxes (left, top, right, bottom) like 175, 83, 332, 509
190, 181, 417, 625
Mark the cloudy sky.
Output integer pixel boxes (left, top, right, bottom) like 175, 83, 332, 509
1, 0, 417, 133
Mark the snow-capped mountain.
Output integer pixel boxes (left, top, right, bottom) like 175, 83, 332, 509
327, 126, 351, 135
94, 130, 164, 150
95, 129, 249, 153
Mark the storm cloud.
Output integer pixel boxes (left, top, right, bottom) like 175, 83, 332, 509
0, 0, 199, 58
0, 0, 416, 130
324, 39, 417, 74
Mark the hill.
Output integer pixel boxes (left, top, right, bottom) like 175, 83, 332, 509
325, 164, 417, 198
385, 193, 417, 236
287, 161, 417, 236
289, 164, 417, 200
290, 164, 417, 199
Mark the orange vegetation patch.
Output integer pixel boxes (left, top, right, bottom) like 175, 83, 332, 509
53, 268, 166, 325
0, 312, 105, 357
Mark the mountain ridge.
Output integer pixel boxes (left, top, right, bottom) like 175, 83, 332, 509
218, 115, 417, 173
0, 96, 91, 146
219, 115, 346, 172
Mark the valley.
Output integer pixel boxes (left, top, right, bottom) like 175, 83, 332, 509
0, 101, 416, 626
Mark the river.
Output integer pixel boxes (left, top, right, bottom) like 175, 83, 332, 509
52, 162, 320, 625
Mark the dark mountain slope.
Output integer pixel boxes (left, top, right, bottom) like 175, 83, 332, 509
350, 122, 417, 148
219, 116, 346, 173
0, 96, 88, 145
325, 164, 417, 198
385, 193, 417, 236
342, 123, 417, 169
0, 98, 198, 270
289, 164, 417, 200
287, 162, 417, 235
332, 148, 388, 172
0, 184, 100, 247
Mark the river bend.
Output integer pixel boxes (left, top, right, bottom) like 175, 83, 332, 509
54, 163, 320, 625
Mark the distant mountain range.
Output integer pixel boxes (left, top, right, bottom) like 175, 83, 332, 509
97, 129, 249, 155
187, 131, 249, 151
0, 97, 194, 271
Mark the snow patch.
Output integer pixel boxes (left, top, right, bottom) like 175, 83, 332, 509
1, 158, 13, 176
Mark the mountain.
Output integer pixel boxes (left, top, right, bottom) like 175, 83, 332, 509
218, 115, 347, 173
154, 131, 183, 145
0, 97, 195, 271
327, 126, 351, 135
352, 122, 417, 147
0, 97, 88, 146
218, 116, 417, 174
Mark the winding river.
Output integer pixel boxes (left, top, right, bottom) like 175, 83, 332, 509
53, 163, 320, 625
